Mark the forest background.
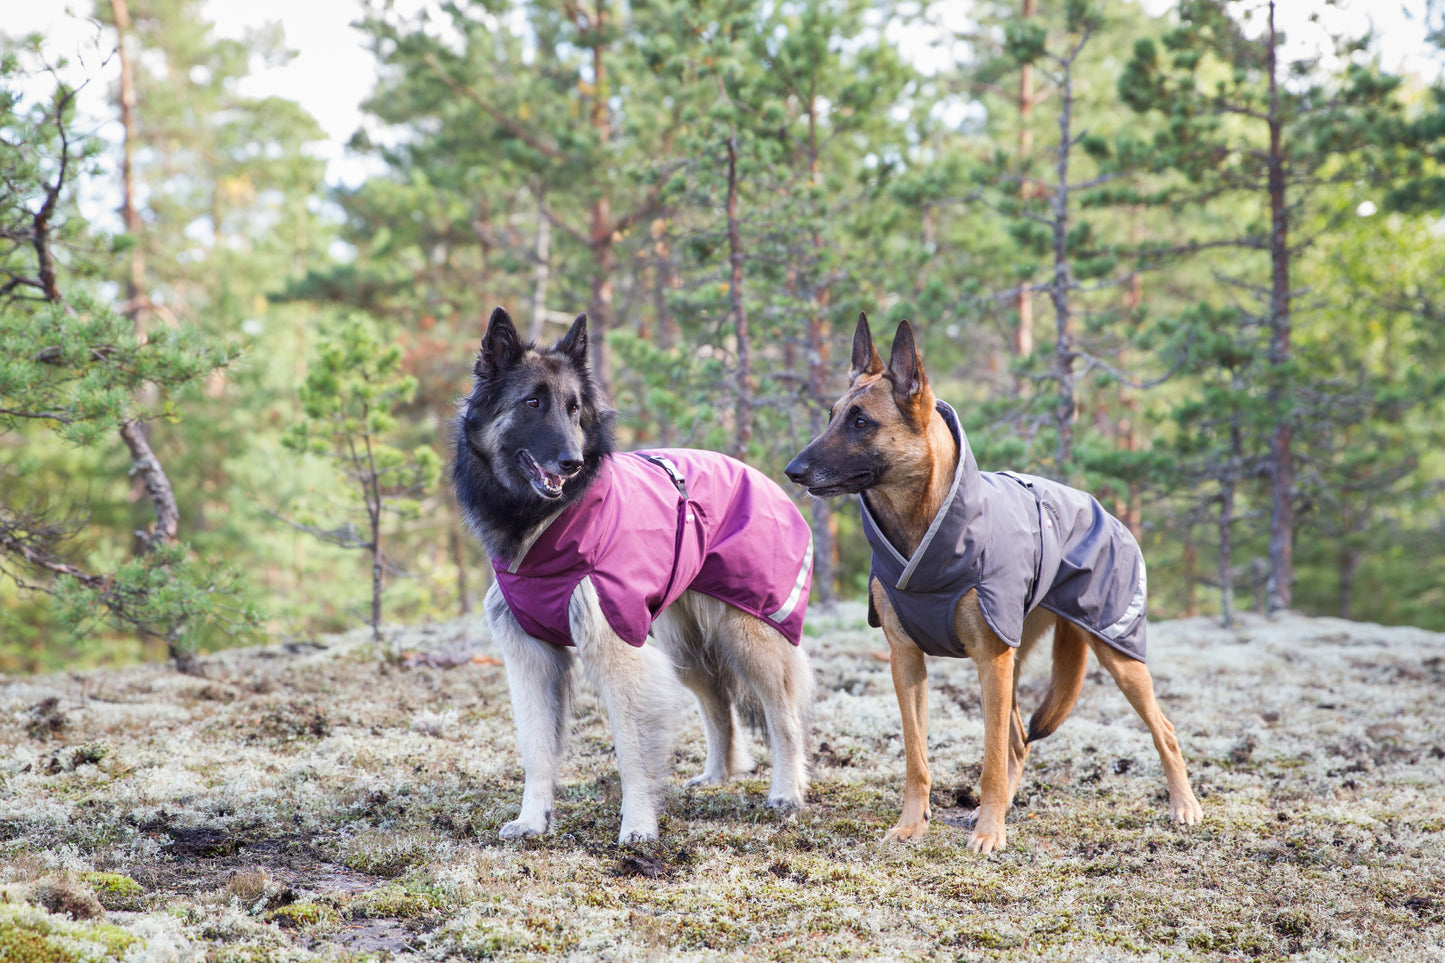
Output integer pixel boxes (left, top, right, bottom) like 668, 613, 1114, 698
3, 0, 1444, 673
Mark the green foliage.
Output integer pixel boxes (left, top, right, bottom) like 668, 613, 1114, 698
283, 316, 440, 498
49, 541, 258, 653
282, 316, 441, 639
0, 303, 237, 446
0, 43, 258, 666
6, 0, 1445, 669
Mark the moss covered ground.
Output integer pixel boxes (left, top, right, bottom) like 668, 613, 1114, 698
1, 605, 1442, 961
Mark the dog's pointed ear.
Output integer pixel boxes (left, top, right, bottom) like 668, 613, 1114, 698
887, 319, 930, 409
554, 313, 589, 365
477, 306, 525, 377
849, 312, 885, 381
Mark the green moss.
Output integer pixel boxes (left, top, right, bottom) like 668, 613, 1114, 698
74, 874, 139, 899
75, 923, 139, 957
260, 902, 337, 928
341, 836, 432, 878
0, 921, 79, 963
951, 926, 1027, 950
519, 916, 580, 954
454, 934, 511, 960
73, 873, 143, 913
344, 886, 438, 920
202, 945, 279, 963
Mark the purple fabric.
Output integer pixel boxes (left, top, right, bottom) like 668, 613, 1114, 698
492, 449, 813, 648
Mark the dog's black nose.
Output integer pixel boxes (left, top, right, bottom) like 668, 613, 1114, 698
558, 456, 583, 475
784, 456, 810, 485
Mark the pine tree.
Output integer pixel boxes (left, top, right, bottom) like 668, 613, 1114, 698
1, 48, 255, 669
1119, 0, 1422, 613
281, 317, 441, 643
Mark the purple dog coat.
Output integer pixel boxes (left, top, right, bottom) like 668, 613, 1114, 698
863, 402, 1148, 663
492, 449, 813, 648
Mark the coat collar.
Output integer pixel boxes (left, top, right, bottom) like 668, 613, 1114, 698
859, 400, 981, 591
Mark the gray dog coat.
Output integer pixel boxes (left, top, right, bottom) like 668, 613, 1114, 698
862, 402, 1148, 663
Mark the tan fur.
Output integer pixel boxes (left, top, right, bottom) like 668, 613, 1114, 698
812, 316, 1202, 854
1027, 618, 1090, 744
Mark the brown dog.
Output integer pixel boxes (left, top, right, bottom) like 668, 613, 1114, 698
785, 314, 1202, 853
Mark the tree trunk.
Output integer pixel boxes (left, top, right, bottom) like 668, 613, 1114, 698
725, 133, 752, 461
118, 418, 196, 672
1338, 538, 1359, 620
1264, 1, 1293, 613
804, 90, 835, 603
1013, 0, 1037, 383
118, 419, 181, 548
109, 0, 147, 332
1219, 409, 1243, 627
1049, 42, 1079, 472
1218, 476, 1236, 629
806, 304, 837, 604
368, 467, 383, 644
1118, 218, 1145, 539
371, 518, 384, 644
449, 520, 471, 615
529, 195, 551, 343
586, 2, 613, 388
107, 10, 195, 670
1182, 534, 1198, 618
359, 421, 385, 644
653, 233, 678, 447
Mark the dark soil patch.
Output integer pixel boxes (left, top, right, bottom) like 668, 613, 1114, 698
331, 919, 422, 954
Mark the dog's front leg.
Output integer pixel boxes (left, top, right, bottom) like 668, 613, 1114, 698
875, 582, 932, 842
570, 578, 687, 845
965, 629, 1017, 855
487, 584, 574, 841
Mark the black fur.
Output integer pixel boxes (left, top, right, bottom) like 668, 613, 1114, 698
452, 308, 615, 564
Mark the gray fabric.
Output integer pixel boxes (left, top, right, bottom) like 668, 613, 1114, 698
861, 402, 1148, 663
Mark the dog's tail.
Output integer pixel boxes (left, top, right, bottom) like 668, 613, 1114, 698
1025, 619, 1091, 744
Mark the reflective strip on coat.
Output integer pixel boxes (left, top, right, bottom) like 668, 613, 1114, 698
862, 402, 1148, 663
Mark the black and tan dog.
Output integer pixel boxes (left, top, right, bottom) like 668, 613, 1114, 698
786, 314, 1201, 853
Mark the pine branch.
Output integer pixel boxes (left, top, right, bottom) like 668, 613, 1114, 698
420, 52, 565, 162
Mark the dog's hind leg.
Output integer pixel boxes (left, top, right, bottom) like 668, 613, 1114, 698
716, 604, 813, 810
570, 577, 689, 845
652, 595, 754, 788
1087, 637, 1203, 826
486, 583, 575, 841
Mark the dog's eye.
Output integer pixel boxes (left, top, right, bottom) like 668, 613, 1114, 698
568, 401, 580, 416
852, 416, 869, 430
524, 397, 540, 409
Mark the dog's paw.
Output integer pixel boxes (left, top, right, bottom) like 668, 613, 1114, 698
1170, 796, 1203, 826
685, 771, 728, 788
618, 827, 659, 846
764, 794, 803, 812
967, 826, 1006, 855
883, 822, 929, 843
499, 818, 548, 841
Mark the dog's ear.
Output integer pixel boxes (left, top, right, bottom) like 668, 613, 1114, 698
477, 306, 525, 377
554, 313, 589, 366
849, 312, 885, 381
887, 319, 931, 414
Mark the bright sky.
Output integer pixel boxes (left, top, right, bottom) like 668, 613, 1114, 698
7, 0, 1442, 191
